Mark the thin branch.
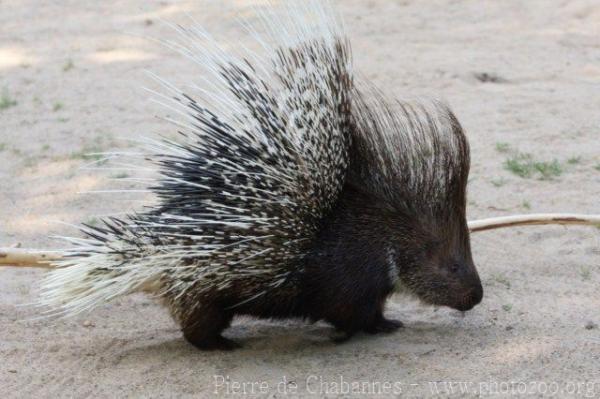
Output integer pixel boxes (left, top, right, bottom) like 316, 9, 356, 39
468, 213, 600, 233
1, 213, 598, 268
0, 249, 62, 268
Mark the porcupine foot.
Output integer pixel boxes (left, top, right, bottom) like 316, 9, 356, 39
329, 329, 356, 344
330, 317, 402, 343
330, 316, 403, 342
363, 317, 404, 334
326, 305, 379, 344
186, 334, 241, 351
323, 289, 400, 343
181, 306, 240, 350
363, 300, 404, 334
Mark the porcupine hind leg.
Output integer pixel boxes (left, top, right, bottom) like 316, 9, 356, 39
181, 305, 239, 350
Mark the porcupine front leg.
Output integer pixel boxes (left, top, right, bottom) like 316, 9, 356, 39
325, 297, 382, 343
181, 305, 239, 350
327, 296, 403, 342
362, 296, 403, 334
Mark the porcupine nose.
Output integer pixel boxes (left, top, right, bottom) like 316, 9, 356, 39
469, 282, 483, 307
459, 280, 483, 311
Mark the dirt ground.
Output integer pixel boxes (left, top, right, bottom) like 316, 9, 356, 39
1, 0, 599, 397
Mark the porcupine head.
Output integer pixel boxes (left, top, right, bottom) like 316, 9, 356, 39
37, 0, 482, 341
334, 91, 484, 313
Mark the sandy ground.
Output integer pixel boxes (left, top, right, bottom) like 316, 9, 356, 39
1, 0, 599, 397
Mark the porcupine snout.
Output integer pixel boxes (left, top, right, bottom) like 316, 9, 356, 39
456, 270, 483, 311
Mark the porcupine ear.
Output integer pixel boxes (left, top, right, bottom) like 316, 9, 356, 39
39, 1, 354, 315
348, 84, 470, 218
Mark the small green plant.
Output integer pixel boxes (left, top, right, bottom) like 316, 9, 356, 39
53, 102, 63, 112
502, 304, 512, 312
533, 160, 563, 179
580, 267, 591, 281
0, 143, 6, 152
69, 135, 117, 163
70, 149, 103, 161
495, 142, 511, 153
111, 172, 130, 179
494, 274, 511, 289
85, 217, 100, 227
521, 200, 531, 210
567, 156, 581, 165
70, 140, 107, 161
23, 156, 39, 168
504, 153, 563, 180
594, 163, 600, 172
42, 144, 51, 151
63, 59, 75, 72
490, 178, 507, 187
504, 153, 533, 178
0, 89, 17, 110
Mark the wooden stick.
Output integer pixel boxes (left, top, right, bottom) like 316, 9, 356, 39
0, 248, 62, 268
468, 213, 600, 233
1, 213, 598, 268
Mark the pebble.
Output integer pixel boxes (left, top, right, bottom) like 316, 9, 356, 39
585, 321, 597, 330
83, 320, 95, 327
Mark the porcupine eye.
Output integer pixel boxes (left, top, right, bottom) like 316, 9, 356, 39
449, 263, 460, 274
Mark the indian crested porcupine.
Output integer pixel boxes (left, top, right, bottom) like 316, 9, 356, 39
40, 1, 482, 350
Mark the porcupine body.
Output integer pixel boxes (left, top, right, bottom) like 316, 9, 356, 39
40, 1, 483, 349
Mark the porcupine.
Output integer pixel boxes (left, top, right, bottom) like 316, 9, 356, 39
39, 1, 483, 350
